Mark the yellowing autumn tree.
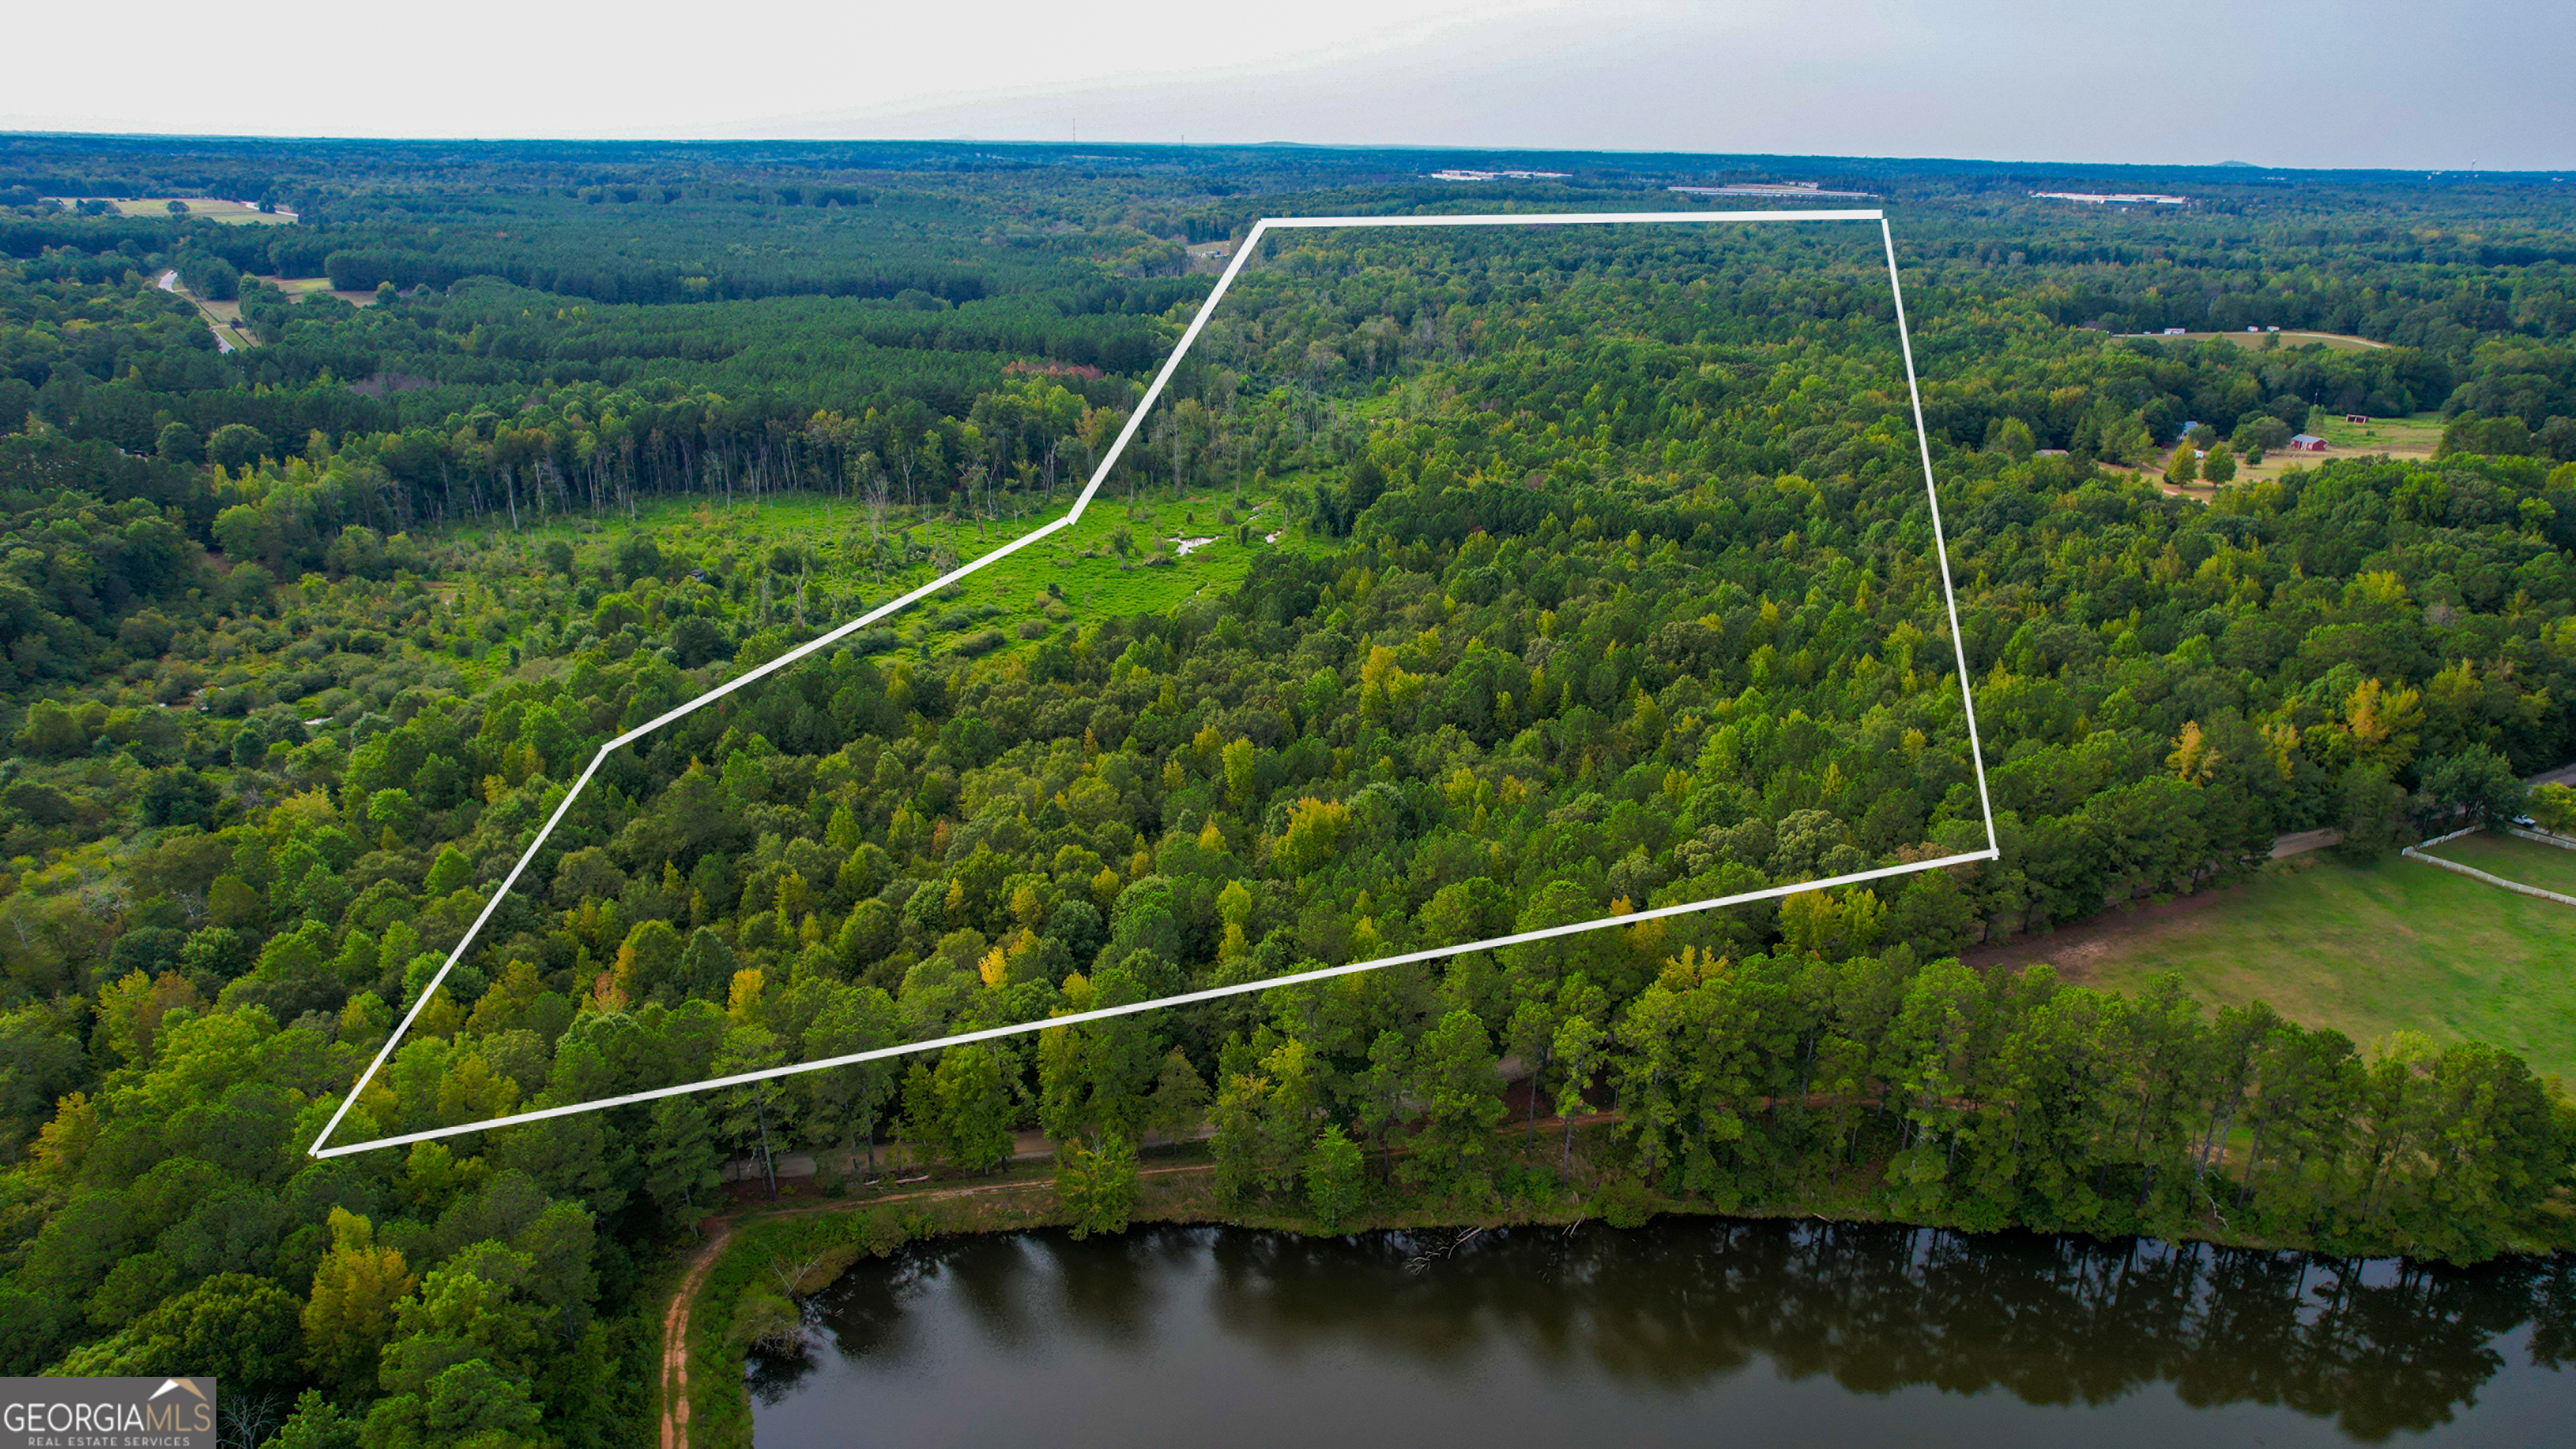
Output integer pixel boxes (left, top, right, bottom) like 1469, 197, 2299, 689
1222, 736, 1258, 807
1357, 644, 1424, 722
304, 1208, 416, 1394
2345, 678, 2424, 769
1274, 797, 1352, 876
2168, 720, 2220, 784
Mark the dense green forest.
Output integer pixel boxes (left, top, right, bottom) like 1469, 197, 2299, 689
3, 135, 2576, 1448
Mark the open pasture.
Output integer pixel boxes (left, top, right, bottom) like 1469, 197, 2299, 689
1977, 853, 2576, 1083
104, 195, 294, 223
2129, 329, 2390, 353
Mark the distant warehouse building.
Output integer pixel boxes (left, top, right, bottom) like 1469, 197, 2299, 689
1668, 182, 1879, 200
2034, 191, 2189, 205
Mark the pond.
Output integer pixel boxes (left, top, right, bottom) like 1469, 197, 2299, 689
749, 1218, 2576, 1447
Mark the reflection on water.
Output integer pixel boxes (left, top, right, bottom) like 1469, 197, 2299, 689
750, 1219, 2576, 1448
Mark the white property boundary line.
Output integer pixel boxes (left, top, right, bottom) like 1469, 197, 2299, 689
307, 208, 1999, 1159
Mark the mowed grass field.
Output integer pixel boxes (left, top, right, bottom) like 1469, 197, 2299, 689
2423, 830, 2576, 898
1978, 853, 2576, 1082
636, 486, 1315, 662
261, 275, 382, 307
2154, 412, 2445, 497
2309, 409, 2444, 459
955, 490, 1310, 644
2135, 330, 2392, 353
107, 197, 295, 224
470, 480, 1323, 691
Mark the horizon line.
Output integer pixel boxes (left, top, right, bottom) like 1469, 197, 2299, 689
7, 127, 2566, 178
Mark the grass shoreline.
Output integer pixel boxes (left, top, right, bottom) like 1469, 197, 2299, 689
663, 1123, 2571, 1449
664, 831, 2576, 1448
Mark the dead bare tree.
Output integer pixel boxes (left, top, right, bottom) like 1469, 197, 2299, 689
216, 1389, 284, 1449
769, 1249, 832, 1301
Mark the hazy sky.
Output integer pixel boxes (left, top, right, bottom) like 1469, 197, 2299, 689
8, 0, 2570, 171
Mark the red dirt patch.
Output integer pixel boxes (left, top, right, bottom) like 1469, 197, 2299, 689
1961, 881, 2261, 984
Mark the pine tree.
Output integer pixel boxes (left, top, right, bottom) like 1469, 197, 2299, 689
934, 1045, 1015, 1172
1305, 1124, 1363, 1231
1145, 1046, 1210, 1142
643, 1097, 723, 1233
1404, 1010, 1505, 1200
1055, 1133, 1138, 1239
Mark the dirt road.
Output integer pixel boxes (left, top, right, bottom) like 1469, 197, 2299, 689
656, 1217, 733, 1449
2270, 828, 2340, 859
656, 1166, 1204, 1449
653, 1104, 1627, 1449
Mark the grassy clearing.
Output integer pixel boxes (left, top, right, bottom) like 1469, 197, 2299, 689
2009, 853, 2576, 1083
945, 486, 1318, 657
2133, 330, 2391, 353
430, 494, 1050, 692
446, 479, 1327, 694
257, 274, 381, 307
2153, 412, 2442, 497
106, 197, 294, 224
2423, 830, 2576, 898
689, 481, 1322, 667
2309, 409, 2444, 457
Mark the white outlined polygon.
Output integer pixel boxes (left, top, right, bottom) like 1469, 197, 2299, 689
306, 210, 1999, 1159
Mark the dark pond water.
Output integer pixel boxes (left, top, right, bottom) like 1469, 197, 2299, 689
748, 1219, 2576, 1447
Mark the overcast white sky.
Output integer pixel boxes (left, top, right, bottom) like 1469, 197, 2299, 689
6, 0, 2569, 171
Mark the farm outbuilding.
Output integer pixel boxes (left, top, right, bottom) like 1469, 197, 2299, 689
2288, 434, 2328, 451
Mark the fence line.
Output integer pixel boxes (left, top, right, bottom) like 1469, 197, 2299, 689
2402, 827, 2576, 907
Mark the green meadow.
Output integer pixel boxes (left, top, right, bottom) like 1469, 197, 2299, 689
2017, 853, 2576, 1083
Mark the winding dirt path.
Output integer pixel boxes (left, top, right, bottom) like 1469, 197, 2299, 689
655, 1166, 1205, 1449
657, 1109, 1632, 1447
657, 1217, 733, 1449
